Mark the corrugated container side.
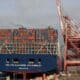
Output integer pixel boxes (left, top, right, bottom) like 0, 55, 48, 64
0, 27, 58, 54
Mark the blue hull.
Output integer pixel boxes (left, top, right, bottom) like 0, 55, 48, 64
0, 54, 59, 73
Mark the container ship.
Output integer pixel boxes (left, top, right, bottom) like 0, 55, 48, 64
0, 27, 61, 76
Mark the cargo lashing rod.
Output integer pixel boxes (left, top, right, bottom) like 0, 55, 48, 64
36, 32, 52, 54
0, 38, 11, 53
36, 41, 52, 54
0, 29, 15, 54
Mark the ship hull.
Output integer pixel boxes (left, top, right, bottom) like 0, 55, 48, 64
0, 54, 60, 73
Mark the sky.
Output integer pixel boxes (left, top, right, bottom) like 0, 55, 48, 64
0, 0, 80, 28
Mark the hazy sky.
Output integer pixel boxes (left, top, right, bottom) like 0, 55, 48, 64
0, 0, 80, 28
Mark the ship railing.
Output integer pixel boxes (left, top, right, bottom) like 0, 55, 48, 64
0, 42, 58, 55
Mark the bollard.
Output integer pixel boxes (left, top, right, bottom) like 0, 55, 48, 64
23, 72, 26, 80
54, 74, 59, 80
6, 76, 10, 80
42, 74, 47, 80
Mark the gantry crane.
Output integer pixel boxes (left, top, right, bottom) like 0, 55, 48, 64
56, 0, 80, 71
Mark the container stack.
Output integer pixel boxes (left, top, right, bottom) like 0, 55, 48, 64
0, 27, 58, 54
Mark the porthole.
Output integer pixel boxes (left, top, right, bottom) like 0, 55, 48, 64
28, 58, 35, 64
6, 59, 10, 63
13, 58, 19, 64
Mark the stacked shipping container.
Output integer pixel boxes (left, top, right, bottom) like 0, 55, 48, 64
0, 27, 58, 54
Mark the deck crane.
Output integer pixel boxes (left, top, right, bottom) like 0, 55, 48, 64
56, 0, 80, 71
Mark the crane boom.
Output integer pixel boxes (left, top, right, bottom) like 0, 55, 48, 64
56, 0, 80, 36
56, 0, 65, 34
56, 0, 80, 71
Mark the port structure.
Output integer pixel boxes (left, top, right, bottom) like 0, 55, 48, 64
56, 0, 80, 71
